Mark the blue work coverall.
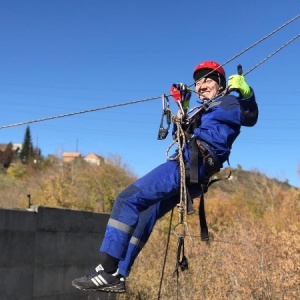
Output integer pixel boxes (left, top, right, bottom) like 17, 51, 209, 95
100, 90, 258, 276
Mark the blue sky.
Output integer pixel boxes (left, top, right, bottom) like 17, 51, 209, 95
0, 1, 299, 187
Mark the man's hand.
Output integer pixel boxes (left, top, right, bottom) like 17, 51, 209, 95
228, 75, 251, 98
170, 83, 191, 109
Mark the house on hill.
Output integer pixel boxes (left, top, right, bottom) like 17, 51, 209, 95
62, 152, 103, 166
0, 143, 22, 153
83, 153, 104, 166
62, 152, 81, 163
0, 143, 22, 168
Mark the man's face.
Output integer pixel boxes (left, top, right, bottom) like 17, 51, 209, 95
195, 77, 220, 101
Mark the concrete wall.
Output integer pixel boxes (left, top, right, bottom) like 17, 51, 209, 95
0, 207, 116, 300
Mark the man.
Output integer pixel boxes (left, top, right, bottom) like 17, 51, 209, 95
72, 60, 258, 293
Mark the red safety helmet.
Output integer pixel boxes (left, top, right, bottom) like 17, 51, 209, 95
193, 60, 226, 89
193, 60, 225, 78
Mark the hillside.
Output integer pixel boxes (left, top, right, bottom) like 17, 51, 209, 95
0, 155, 138, 212
118, 168, 300, 300
1, 159, 300, 299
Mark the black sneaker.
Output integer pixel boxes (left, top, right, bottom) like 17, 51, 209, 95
72, 264, 126, 293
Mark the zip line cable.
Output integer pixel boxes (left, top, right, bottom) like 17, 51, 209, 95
0, 14, 299, 131
213, 14, 299, 74
187, 14, 300, 89
0, 96, 161, 129
243, 33, 300, 76
189, 32, 300, 98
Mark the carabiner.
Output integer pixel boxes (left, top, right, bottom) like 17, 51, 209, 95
157, 94, 171, 140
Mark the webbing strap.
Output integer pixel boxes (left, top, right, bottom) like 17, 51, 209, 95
189, 138, 200, 183
199, 190, 209, 241
198, 161, 231, 241
186, 189, 195, 215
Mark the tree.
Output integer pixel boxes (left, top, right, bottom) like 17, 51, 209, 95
19, 126, 35, 164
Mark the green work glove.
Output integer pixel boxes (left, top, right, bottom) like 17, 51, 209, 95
228, 74, 251, 98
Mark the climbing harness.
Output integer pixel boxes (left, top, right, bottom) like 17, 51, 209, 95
157, 97, 227, 300
165, 96, 222, 240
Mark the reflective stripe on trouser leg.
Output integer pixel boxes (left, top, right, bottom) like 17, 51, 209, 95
118, 193, 181, 276
100, 160, 181, 260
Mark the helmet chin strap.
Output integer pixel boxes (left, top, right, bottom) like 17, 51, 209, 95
216, 73, 225, 95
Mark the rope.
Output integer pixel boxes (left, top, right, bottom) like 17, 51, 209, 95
157, 112, 194, 299
167, 115, 188, 223
157, 208, 174, 300
0, 15, 298, 130
166, 113, 193, 241
168, 115, 187, 300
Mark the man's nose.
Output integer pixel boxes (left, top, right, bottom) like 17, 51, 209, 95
195, 84, 205, 93
199, 84, 208, 92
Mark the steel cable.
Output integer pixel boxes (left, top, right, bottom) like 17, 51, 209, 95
0, 14, 299, 130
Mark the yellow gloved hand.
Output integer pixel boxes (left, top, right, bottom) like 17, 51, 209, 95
228, 74, 251, 98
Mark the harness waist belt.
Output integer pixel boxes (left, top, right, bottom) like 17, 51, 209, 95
189, 139, 220, 184
196, 140, 220, 174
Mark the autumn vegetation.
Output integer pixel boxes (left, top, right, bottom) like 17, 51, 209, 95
1, 127, 300, 299
0, 153, 137, 212
120, 169, 300, 300
0, 126, 137, 212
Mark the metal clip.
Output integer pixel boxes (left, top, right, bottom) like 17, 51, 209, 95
173, 236, 189, 277
157, 94, 171, 140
